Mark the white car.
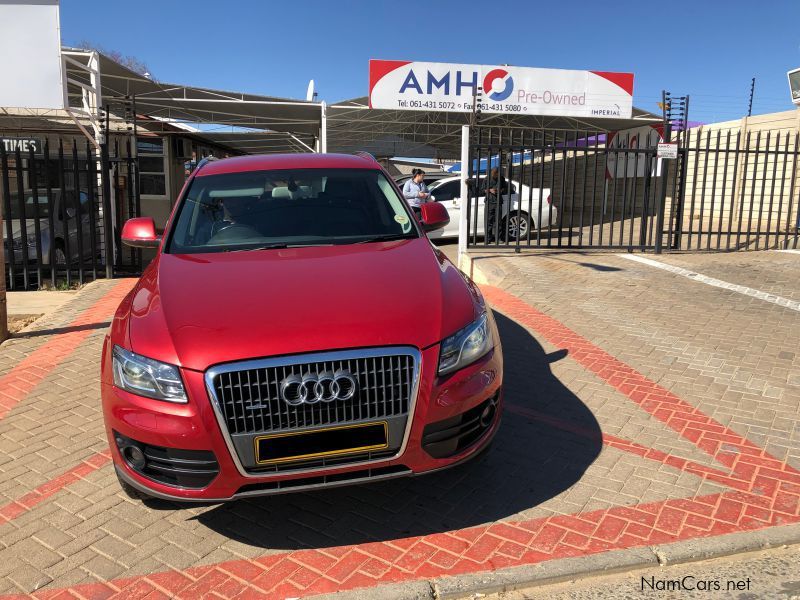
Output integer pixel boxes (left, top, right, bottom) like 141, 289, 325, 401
423, 175, 557, 241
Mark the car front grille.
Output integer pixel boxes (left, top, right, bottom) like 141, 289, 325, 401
209, 349, 417, 435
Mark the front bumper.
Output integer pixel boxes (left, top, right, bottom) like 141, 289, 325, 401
101, 340, 503, 502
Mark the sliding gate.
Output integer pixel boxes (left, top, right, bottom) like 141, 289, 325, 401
465, 127, 800, 252
1, 138, 141, 290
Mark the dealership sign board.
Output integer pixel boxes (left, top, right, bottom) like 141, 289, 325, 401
369, 60, 634, 119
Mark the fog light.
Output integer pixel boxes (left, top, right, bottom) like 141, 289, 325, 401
480, 400, 497, 428
123, 445, 146, 470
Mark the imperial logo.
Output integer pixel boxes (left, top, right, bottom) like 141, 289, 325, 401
483, 69, 514, 101
591, 103, 622, 117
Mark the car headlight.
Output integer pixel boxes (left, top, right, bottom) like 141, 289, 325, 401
112, 346, 187, 402
438, 313, 493, 375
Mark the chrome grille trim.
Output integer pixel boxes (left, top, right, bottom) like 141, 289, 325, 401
210, 352, 415, 434
205, 347, 422, 479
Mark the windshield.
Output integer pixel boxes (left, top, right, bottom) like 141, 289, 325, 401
167, 168, 418, 254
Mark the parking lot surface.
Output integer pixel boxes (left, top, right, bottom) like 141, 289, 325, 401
0, 249, 798, 598
490, 544, 800, 600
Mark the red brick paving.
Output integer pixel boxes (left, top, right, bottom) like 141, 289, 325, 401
0, 282, 796, 598
0, 279, 136, 421
0, 452, 110, 525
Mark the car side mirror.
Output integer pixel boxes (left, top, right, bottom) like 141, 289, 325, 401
419, 202, 450, 233
121, 217, 161, 249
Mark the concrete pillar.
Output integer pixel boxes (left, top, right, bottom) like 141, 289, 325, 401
731, 116, 749, 224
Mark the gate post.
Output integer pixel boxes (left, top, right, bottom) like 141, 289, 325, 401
100, 142, 114, 279
654, 159, 669, 254
458, 125, 470, 267
654, 107, 673, 254
0, 211, 7, 343
320, 102, 327, 153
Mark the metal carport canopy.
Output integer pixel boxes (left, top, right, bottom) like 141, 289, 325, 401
193, 131, 319, 155
325, 96, 661, 159
64, 50, 323, 136
65, 51, 661, 157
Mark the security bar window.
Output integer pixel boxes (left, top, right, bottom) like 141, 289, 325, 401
137, 138, 167, 197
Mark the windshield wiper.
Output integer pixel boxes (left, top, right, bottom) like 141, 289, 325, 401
352, 234, 417, 244
224, 243, 289, 252
225, 242, 330, 252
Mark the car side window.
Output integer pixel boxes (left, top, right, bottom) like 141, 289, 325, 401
433, 181, 459, 202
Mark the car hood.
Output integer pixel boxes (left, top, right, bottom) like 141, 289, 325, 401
126, 238, 482, 371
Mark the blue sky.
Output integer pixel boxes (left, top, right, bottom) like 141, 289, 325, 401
60, 0, 800, 124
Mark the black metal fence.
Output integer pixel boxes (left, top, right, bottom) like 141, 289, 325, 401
1, 138, 140, 290
466, 126, 800, 252
670, 128, 800, 251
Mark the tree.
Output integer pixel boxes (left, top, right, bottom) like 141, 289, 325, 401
75, 41, 153, 79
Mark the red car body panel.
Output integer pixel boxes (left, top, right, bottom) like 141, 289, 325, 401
127, 239, 479, 371
102, 153, 503, 501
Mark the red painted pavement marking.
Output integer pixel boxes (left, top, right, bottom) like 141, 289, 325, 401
0, 452, 111, 525
0, 403, 742, 528
2, 282, 798, 598
481, 285, 800, 486
0, 403, 747, 529
0, 279, 136, 421
9, 488, 797, 600
505, 404, 755, 493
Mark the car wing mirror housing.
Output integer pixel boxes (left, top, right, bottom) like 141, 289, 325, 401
121, 217, 161, 249
419, 202, 450, 233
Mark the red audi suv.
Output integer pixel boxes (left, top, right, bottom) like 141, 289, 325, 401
102, 153, 503, 501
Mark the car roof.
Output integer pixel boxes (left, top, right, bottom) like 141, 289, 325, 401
195, 153, 382, 177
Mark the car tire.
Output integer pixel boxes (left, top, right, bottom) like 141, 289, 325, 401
503, 211, 534, 241
116, 471, 152, 501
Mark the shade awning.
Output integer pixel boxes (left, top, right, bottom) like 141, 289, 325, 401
191, 131, 319, 155
63, 49, 323, 136
327, 96, 661, 159
60, 50, 661, 159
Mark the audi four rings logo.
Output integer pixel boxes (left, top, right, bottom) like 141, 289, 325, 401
279, 369, 358, 406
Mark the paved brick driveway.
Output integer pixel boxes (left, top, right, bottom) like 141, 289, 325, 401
0, 250, 798, 598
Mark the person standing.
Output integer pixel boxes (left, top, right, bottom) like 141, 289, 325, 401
483, 167, 508, 242
402, 169, 430, 217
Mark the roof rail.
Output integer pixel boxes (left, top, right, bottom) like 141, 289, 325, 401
353, 151, 378, 163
